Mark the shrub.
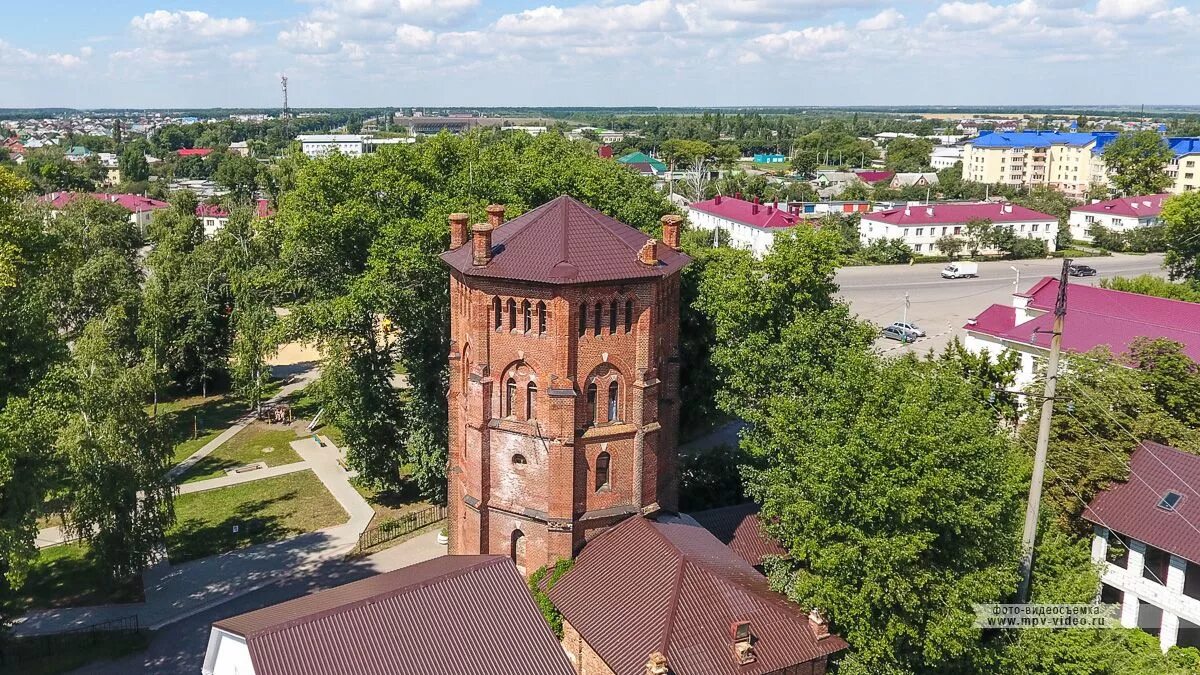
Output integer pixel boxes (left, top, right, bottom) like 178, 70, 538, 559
528, 557, 575, 637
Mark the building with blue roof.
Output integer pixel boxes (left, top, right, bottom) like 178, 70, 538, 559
964, 130, 1200, 198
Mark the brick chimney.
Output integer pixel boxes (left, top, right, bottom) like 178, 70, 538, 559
752, 197, 760, 215
714, 194, 723, 205
486, 204, 506, 228
644, 652, 668, 675
472, 223, 494, 266
808, 609, 830, 641
449, 212, 470, 249
660, 215, 681, 250
639, 239, 658, 266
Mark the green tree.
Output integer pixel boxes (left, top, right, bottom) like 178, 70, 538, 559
749, 353, 1022, 674
790, 149, 819, 175
1162, 192, 1200, 281
1103, 131, 1174, 196
1101, 274, 1200, 303
935, 234, 965, 258
213, 154, 261, 203
883, 137, 934, 173
54, 320, 175, 582
119, 145, 150, 182
964, 218, 994, 257
1088, 223, 1127, 251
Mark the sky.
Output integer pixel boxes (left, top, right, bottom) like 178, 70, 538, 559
1, 0, 1196, 108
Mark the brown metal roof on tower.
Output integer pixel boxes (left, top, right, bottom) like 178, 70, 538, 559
440, 195, 689, 284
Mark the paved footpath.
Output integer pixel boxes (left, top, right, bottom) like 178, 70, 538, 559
13, 434, 375, 637
175, 461, 312, 495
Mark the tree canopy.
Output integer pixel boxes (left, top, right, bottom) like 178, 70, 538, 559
1103, 131, 1175, 196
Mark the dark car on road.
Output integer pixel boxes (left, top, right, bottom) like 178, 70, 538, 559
1069, 264, 1098, 277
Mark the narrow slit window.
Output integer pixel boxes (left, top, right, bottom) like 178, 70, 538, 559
526, 382, 537, 420
594, 302, 602, 336
493, 297, 502, 330
625, 299, 634, 333
507, 298, 516, 331
595, 452, 610, 491
609, 300, 618, 333
505, 378, 517, 417
522, 300, 532, 333
579, 303, 587, 336
608, 381, 619, 422
537, 302, 547, 334
586, 383, 597, 424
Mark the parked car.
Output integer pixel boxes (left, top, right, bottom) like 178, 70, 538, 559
889, 321, 925, 337
1069, 264, 1098, 277
881, 325, 914, 342
942, 262, 978, 279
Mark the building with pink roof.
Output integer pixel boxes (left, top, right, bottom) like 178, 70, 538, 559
176, 148, 214, 157
1068, 193, 1170, 244
40, 191, 169, 232
195, 199, 274, 236
860, 202, 1058, 256
964, 276, 1200, 390
687, 194, 808, 257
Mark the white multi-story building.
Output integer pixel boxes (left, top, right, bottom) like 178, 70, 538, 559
687, 194, 805, 257
1068, 194, 1169, 243
1086, 441, 1200, 652
859, 202, 1057, 256
930, 146, 963, 170
298, 134, 368, 158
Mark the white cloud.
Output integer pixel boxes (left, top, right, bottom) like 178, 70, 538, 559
857, 8, 904, 30
1095, 0, 1167, 20
494, 0, 680, 35
748, 24, 850, 58
931, 1, 1005, 25
278, 21, 341, 54
130, 10, 256, 44
394, 24, 436, 50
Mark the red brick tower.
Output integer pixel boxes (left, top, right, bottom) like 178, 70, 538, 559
441, 196, 689, 575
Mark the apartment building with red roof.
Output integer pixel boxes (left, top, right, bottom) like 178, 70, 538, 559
40, 191, 169, 232
964, 276, 1200, 391
1068, 193, 1170, 244
1086, 441, 1200, 652
860, 202, 1057, 256
688, 194, 806, 257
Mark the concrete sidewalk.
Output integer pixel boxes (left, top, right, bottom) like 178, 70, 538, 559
175, 461, 312, 495
13, 435, 378, 637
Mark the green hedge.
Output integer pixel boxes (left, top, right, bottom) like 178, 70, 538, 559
528, 558, 575, 637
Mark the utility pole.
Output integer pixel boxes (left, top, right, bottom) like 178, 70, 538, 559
281, 75, 290, 136
1017, 258, 1071, 603
903, 291, 910, 323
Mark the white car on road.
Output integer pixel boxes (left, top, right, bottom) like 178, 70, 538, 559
888, 321, 925, 338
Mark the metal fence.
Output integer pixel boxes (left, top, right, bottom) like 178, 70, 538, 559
1, 614, 141, 667
357, 504, 447, 551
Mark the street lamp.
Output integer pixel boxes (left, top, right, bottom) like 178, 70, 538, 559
1010, 265, 1020, 293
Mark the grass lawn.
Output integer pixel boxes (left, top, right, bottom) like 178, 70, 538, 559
166, 470, 348, 563
156, 381, 285, 465
353, 478, 430, 524
19, 542, 143, 610
177, 423, 304, 484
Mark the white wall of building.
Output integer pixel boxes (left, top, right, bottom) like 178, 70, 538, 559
202, 628, 255, 675
860, 211, 1058, 255
686, 208, 779, 258
1068, 208, 1159, 243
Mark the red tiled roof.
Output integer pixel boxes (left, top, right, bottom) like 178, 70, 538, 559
195, 199, 274, 219
440, 195, 689, 285
1073, 194, 1170, 218
39, 191, 169, 213
177, 147, 213, 157
213, 555, 573, 675
863, 202, 1056, 227
548, 515, 846, 675
965, 277, 1200, 361
623, 161, 658, 175
690, 503, 787, 567
690, 196, 801, 230
855, 170, 894, 183
1084, 442, 1200, 565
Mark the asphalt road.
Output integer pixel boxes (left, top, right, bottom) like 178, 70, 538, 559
836, 253, 1168, 357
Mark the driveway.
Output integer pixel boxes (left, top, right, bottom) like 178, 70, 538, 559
837, 253, 1167, 356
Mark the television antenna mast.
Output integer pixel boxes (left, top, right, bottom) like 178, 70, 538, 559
281, 75, 290, 134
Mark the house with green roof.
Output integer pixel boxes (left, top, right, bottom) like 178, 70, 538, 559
64, 146, 93, 162
617, 151, 666, 176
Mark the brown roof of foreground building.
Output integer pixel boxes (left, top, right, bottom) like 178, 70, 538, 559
548, 515, 847, 675
1084, 441, 1200, 566
690, 502, 787, 567
440, 195, 689, 285
212, 555, 574, 675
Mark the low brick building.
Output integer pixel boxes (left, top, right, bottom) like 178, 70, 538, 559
441, 196, 690, 575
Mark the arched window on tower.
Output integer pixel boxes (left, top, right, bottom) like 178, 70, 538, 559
608, 380, 619, 422
593, 302, 602, 336
507, 298, 516, 331
492, 297, 502, 330
505, 378, 517, 417
586, 383, 597, 424
595, 452, 610, 491
511, 529, 527, 575
609, 300, 618, 333
579, 303, 587, 336
625, 299, 634, 333
522, 300, 532, 333
537, 301, 547, 334
526, 382, 537, 420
